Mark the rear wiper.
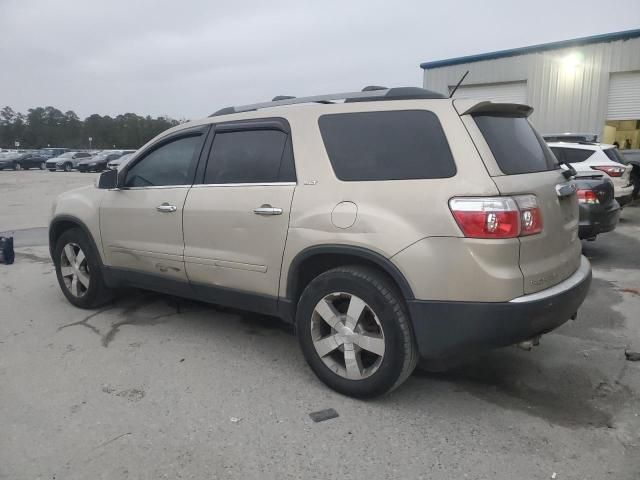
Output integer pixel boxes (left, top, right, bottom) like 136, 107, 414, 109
558, 161, 577, 180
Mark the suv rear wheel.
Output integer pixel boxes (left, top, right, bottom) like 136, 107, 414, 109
296, 266, 417, 398
53, 228, 112, 308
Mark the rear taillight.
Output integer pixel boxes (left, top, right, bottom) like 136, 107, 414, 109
591, 165, 625, 177
514, 194, 543, 236
577, 189, 599, 204
449, 195, 543, 239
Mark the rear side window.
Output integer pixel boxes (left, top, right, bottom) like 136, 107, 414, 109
318, 110, 456, 181
603, 147, 626, 164
474, 115, 558, 174
550, 147, 594, 164
204, 129, 295, 184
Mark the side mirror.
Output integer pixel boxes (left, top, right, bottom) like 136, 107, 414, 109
98, 168, 119, 189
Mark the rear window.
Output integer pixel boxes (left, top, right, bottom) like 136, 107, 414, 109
474, 115, 558, 175
603, 147, 626, 164
550, 147, 595, 164
318, 110, 456, 181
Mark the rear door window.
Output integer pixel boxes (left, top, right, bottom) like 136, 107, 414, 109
318, 110, 456, 181
204, 129, 295, 184
474, 115, 558, 174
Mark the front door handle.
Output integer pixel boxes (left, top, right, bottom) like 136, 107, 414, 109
156, 203, 177, 213
253, 204, 283, 216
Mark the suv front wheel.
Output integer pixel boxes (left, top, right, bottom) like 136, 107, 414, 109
53, 228, 113, 308
296, 266, 417, 398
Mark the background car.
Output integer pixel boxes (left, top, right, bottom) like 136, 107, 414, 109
573, 172, 620, 240
77, 152, 121, 172
548, 141, 634, 206
106, 152, 134, 170
0, 151, 48, 170
39, 148, 70, 159
46, 151, 92, 171
620, 149, 640, 200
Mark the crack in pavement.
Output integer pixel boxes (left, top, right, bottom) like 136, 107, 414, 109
56, 294, 209, 347
57, 306, 114, 336
92, 432, 132, 450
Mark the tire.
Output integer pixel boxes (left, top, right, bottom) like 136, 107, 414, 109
63, 162, 73, 172
296, 266, 417, 398
53, 228, 113, 309
40, 162, 46, 170
13, 162, 21, 171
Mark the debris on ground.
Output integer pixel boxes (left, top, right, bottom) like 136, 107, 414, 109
230, 417, 242, 424
625, 350, 640, 361
309, 408, 339, 423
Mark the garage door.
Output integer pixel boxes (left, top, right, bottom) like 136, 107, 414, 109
450, 81, 528, 104
607, 72, 640, 120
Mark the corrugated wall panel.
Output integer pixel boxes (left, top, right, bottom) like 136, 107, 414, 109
607, 72, 640, 120
423, 37, 640, 137
451, 81, 527, 104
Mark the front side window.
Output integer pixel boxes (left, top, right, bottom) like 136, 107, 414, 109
124, 134, 202, 187
204, 129, 295, 184
318, 110, 456, 181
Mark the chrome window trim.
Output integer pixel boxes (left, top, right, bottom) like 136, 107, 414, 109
191, 182, 296, 188
116, 185, 192, 191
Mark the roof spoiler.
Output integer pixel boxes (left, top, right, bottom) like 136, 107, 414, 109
459, 101, 533, 117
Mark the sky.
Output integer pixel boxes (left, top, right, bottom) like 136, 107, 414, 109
1, 0, 639, 120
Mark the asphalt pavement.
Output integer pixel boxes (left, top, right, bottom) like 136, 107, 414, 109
1, 170, 639, 479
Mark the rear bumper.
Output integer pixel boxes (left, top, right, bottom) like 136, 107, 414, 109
578, 201, 620, 238
407, 256, 592, 359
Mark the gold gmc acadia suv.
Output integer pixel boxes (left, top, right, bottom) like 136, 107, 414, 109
49, 87, 592, 398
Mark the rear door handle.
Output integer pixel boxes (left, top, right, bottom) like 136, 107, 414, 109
156, 203, 177, 213
253, 205, 283, 216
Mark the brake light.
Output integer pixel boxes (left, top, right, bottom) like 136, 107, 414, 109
591, 165, 625, 177
449, 195, 543, 239
577, 189, 599, 204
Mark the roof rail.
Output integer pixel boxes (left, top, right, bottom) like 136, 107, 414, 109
543, 133, 599, 143
210, 86, 446, 117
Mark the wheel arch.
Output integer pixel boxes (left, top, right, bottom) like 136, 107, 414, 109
49, 215, 104, 267
285, 245, 415, 306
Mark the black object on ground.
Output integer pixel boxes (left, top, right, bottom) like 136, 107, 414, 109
625, 350, 640, 361
309, 408, 339, 423
0, 236, 15, 264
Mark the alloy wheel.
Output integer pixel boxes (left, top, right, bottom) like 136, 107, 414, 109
60, 243, 90, 297
310, 292, 385, 380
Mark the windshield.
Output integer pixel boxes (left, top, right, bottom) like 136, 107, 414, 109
57, 152, 75, 158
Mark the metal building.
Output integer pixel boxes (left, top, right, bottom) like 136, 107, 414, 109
421, 29, 640, 148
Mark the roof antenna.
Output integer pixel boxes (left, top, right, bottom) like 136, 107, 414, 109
449, 70, 469, 98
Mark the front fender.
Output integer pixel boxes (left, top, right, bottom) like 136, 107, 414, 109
49, 185, 106, 260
